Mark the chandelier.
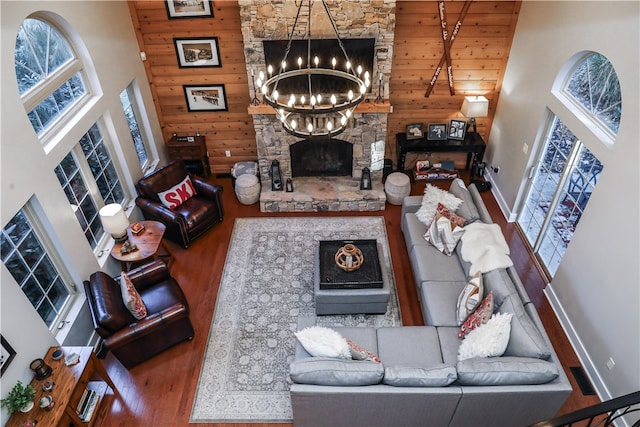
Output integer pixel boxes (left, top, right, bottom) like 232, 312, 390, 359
254, 0, 371, 138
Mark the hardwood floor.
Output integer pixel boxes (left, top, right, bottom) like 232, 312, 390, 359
96, 174, 600, 426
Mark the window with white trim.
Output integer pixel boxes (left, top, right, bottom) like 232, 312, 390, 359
119, 84, 152, 171
15, 18, 88, 137
1, 208, 74, 328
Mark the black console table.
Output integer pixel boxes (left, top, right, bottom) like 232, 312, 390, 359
396, 132, 486, 176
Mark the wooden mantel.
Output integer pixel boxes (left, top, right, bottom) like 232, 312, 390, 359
247, 101, 393, 115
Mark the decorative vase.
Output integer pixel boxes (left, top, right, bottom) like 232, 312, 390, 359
334, 243, 364, 272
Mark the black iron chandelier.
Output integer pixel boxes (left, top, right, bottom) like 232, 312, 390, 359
254, 0, 371, 138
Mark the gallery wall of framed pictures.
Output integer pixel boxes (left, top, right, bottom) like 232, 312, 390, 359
405, 119, 468, 141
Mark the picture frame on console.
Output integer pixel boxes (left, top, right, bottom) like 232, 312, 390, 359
406, 123, 423, 140
449, 119, 467, 141
427, 123, 447, 141
174, 37, 221, 68
1, 335, 16, 376
184, 84, 228, 112
165, 0, 213, 19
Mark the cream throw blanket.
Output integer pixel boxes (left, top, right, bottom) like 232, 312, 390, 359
460, 222, 513, 275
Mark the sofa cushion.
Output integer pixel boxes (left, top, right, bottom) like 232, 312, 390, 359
456, 357, 560, 385
415, 184, 463, 226
456, 271, 483, 325
436, 327, 462, 366
290, 357, 384, 386
403, 212, 429, 251
377, 327, 443, 367
424, 210, 465, 256
410, 244, 467, 284
448, 179, 480, 224
383, 364, 458, 387
420, 281, 466, 327
295, 326, 351, 359
498, 295, 552, 360
482, 268, 517, 306
458, 313, 513, 360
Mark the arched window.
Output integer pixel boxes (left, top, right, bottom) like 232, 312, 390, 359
15, 17, 87, 136
563, 52, 621, 136
518, 52, 620, 278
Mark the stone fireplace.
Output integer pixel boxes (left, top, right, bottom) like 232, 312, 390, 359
239, 0, 396, 212
290, 138, 353, 178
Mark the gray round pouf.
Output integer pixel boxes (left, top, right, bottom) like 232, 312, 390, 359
235, 173, 260, 205
384, 172, 411, 205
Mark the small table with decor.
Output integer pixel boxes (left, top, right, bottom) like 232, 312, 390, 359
5, 346, 117, 427
110, 220, 169, 271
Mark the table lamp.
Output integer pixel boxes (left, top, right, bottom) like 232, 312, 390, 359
99, 203, 129, 242
460, 95, 489, 138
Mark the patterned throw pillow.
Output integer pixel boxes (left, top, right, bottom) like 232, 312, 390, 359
157, 175, 197, 209
415, 184, 463, 226
436, 202, 466, 227
295, 326, 351, 359
459, 292, 494, 339
120, 272, 147, 320
458, 312, 513, 361
346, 339, 381, 363
456, 271, 483, 326
424, 209, 465, 256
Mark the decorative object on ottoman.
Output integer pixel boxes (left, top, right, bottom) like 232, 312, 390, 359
235, 174, 260, 205
384, 172, 411, 205
334, 243, 364, 272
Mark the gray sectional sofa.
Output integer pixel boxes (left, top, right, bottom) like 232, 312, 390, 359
289, 179, 572, 427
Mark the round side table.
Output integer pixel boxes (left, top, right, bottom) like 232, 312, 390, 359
110, 220, 169, 271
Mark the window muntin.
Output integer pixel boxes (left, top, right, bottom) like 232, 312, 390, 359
15, 18, 87, 136
1, 210, 71, 328
564, 53, 621, 135
119, 87, 150, 169
79, 123, 125, 205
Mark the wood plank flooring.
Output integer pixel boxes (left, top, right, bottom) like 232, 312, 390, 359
96, 174, 600, 426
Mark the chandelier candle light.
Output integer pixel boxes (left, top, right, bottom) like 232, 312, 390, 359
255, 0, 371, 138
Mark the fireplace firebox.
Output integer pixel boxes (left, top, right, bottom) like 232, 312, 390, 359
290, 138, 353, 177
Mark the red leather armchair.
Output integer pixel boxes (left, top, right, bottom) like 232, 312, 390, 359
135, 160, 223, 248
83, 260, 194, 369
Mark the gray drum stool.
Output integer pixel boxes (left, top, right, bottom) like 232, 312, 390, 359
384, 172, 411, 205
235, 174, 260, 205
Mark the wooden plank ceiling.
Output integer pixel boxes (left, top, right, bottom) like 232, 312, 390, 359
128, 1, 521, 174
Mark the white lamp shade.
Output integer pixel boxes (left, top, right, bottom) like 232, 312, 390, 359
99, 203, 129, 239
460, 96, 489, 118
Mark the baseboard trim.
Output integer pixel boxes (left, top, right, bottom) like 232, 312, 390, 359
544, 284, 613, 403
486, 175, 517, 222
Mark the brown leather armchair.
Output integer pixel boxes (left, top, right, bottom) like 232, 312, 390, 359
135, 160, 223, 248
83, 260, 194, 369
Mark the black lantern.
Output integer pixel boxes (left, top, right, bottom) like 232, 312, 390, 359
269, 160, 283, 191
286, 178, 294, 192
360, 167, 372, 190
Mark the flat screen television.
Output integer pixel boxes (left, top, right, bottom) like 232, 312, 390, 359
262, 38, 376, 95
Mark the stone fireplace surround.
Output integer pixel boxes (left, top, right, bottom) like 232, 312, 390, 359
239, 0, 396, 212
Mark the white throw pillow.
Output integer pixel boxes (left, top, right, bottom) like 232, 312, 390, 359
295, 326, 351, 359
415, 184, 463, 226
458, 312, 513, 361
456, 271, 483, 325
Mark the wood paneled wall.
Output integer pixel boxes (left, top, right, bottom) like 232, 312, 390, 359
128, 1, 520, 174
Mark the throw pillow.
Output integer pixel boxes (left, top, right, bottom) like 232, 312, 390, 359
459, 292, 494, 339
424, 210, 465, 256
346, 339, 381, 363
157, 175, 197, 209
456, 271, 483, 326
458, 312, 513, 360
436, 202, 466, 227
295, 326, 351, 359
119, 272, 147, 320
415, 184, 463, 226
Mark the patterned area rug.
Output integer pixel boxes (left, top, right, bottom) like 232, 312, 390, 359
190, 216, 401, 423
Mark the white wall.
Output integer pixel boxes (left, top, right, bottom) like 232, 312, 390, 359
487, 0, 640, 406
0, 2, 164, 423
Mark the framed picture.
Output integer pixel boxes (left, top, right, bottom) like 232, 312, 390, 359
165, 0, 213, 19
1, 335, 16, 376
449, 119, 467, 141
406, 123, 423, 140
184, 84, 228, 112
174, 37, 221, 68
427, 123, 448, 141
